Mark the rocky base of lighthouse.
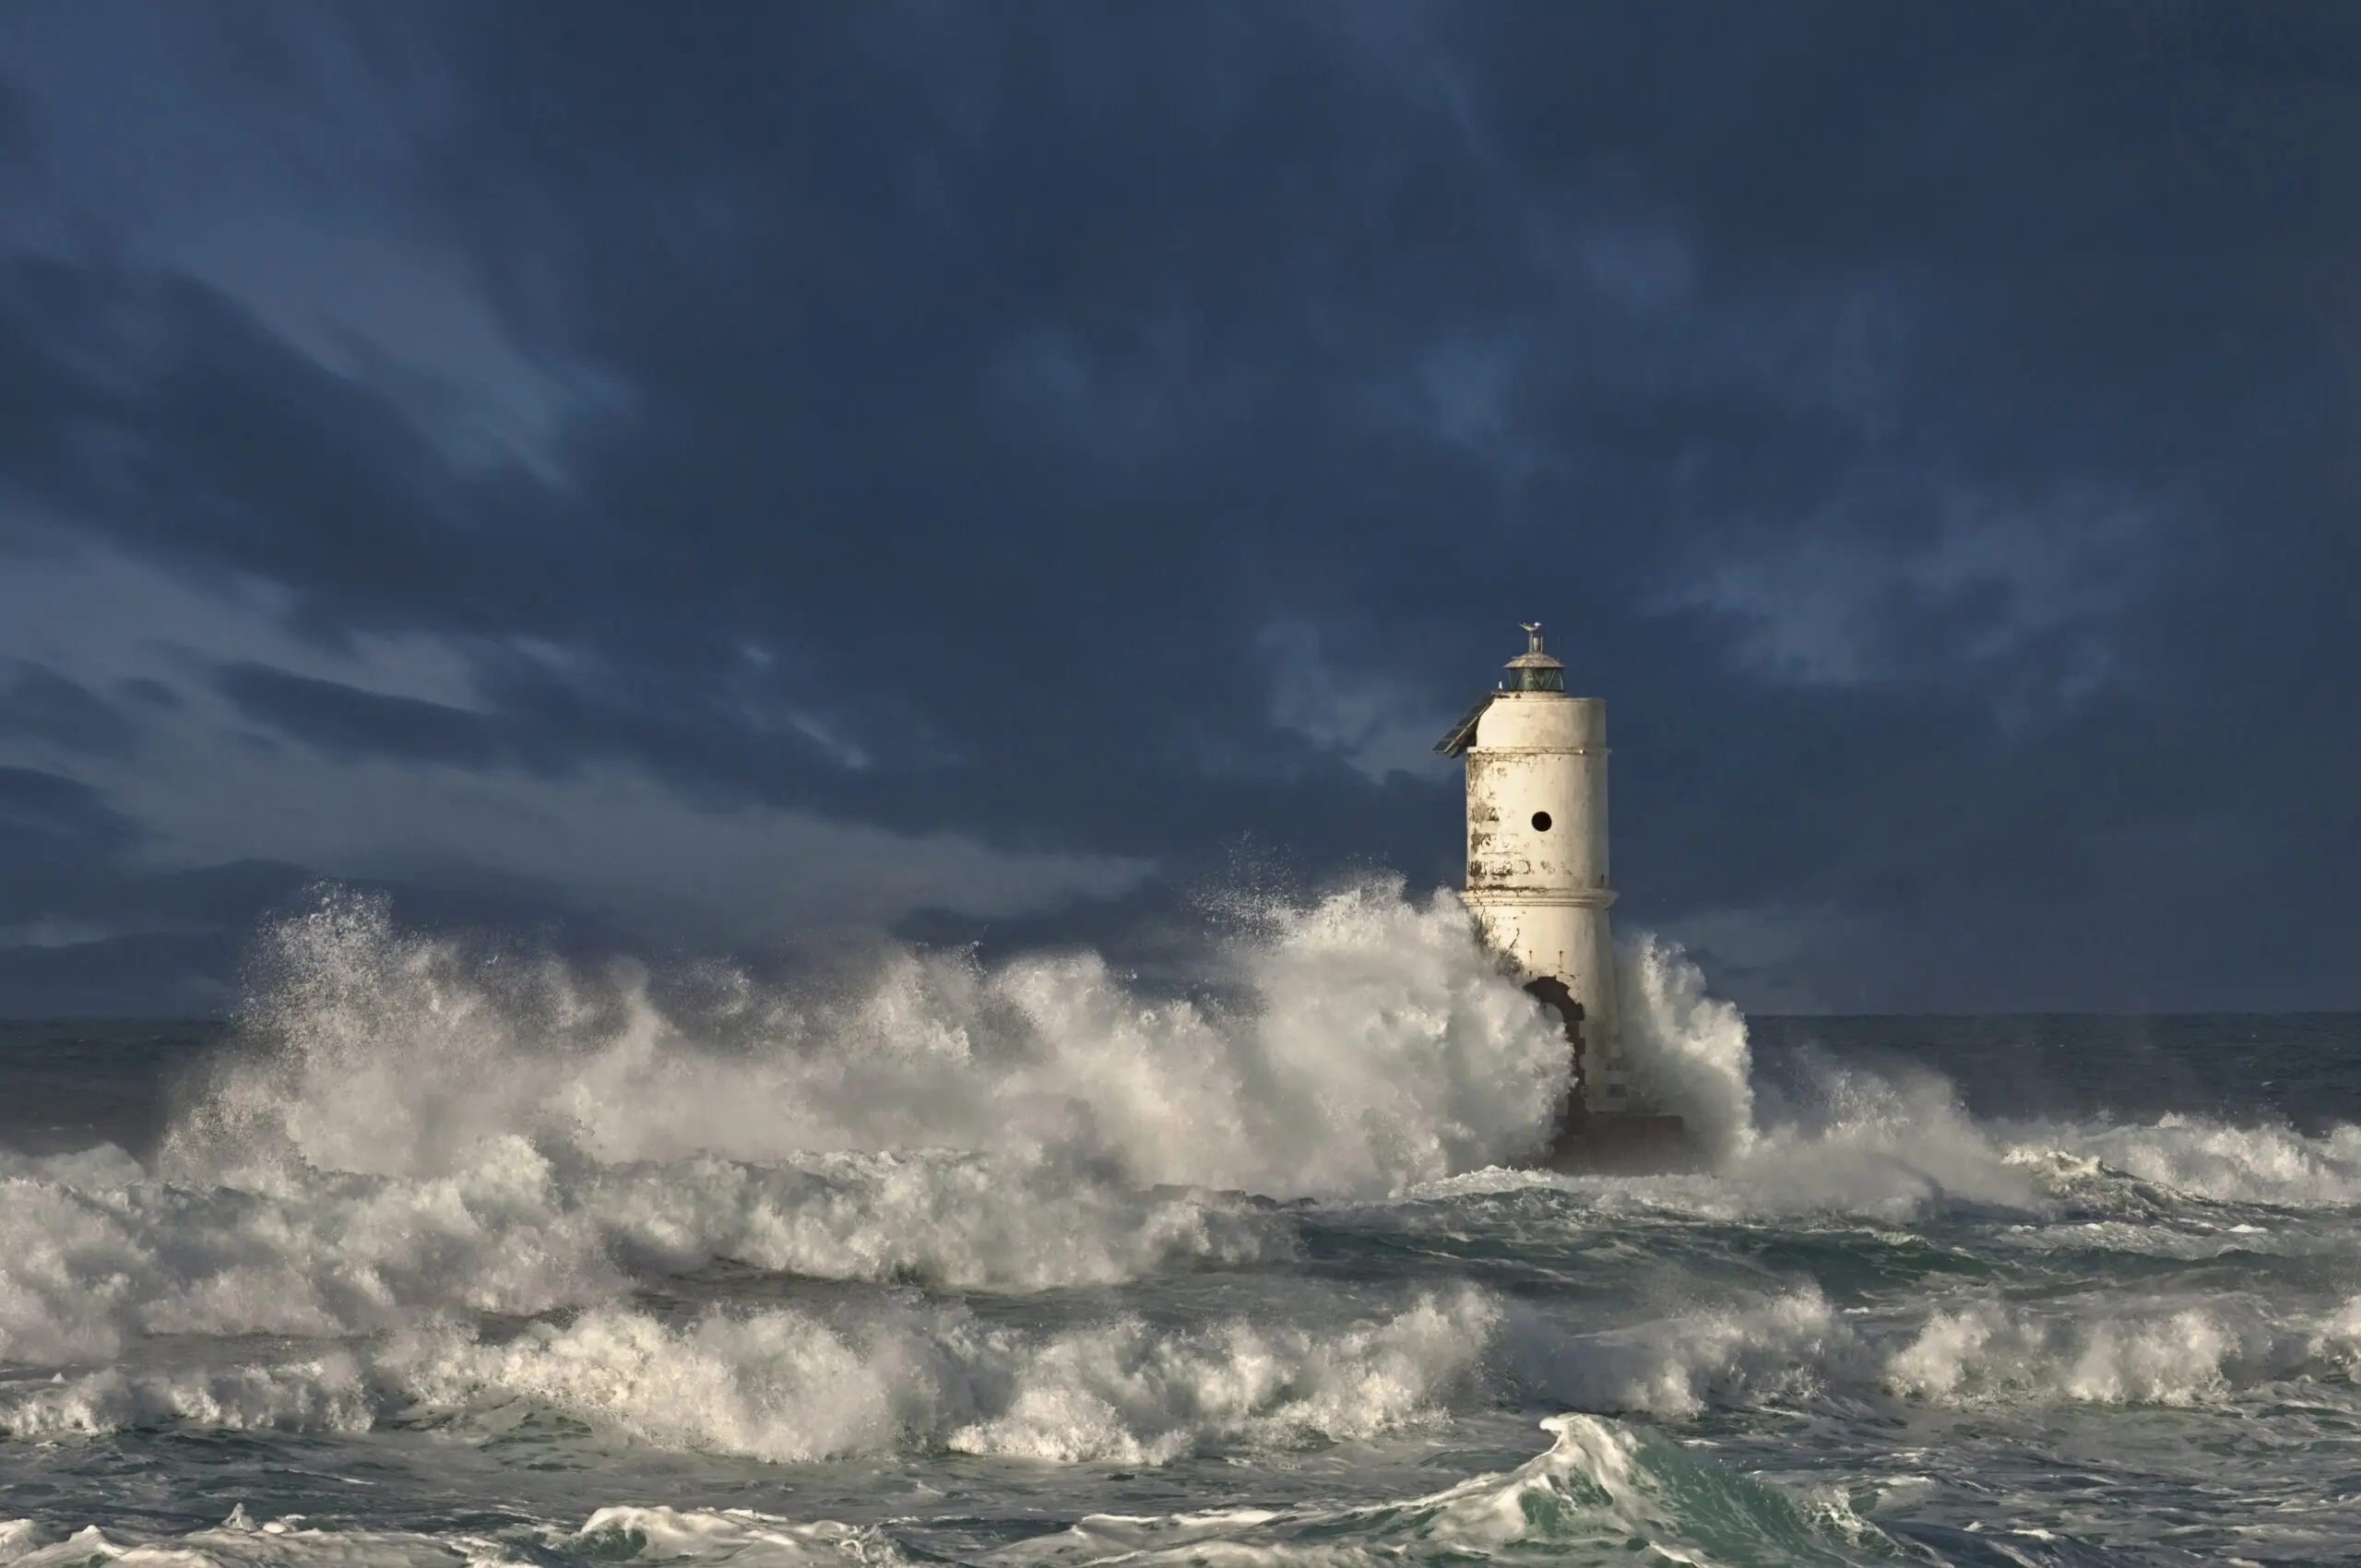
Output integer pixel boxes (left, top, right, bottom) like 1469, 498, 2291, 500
1542, 1111, 1693, 1174
1515, 976, 1694, 1174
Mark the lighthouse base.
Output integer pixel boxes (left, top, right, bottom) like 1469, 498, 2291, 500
1513, 976, 1694, 1173
1541, 1112, 1693, 1174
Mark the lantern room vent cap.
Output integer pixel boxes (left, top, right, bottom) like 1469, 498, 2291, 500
1504, 622, 1562, 671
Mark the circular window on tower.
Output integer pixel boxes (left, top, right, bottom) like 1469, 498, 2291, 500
1531, 811, 1553, 832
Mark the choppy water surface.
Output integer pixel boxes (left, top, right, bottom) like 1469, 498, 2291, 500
4, 885, 2360, 1567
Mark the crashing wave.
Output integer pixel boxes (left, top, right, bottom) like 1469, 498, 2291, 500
1, 1289, 1496, 1463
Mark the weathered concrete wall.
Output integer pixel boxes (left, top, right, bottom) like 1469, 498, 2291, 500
1462, 691, 1622, 1108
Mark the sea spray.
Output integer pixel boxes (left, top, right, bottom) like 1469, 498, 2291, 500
0, 1139, 1288, 1365
4, 1289, 1500, 1461
986, 1413, 1914, 1567
12, 890, 2361, 1562
1617, 933, 1756, 1158
0, 1421, 1913, 1568
164, 882, 1568, 1197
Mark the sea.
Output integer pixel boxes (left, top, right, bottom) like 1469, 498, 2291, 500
4, 883, 2360, 1568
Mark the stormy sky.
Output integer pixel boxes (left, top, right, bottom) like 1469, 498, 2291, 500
0, 2, 2355, 1016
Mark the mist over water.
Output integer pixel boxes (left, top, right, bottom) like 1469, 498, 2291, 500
4, 882, 2361, 1565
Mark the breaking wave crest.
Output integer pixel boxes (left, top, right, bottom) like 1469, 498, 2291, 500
14, 865, 2361, 1568
1618, 934, 1755, 1159
0, 880, 1760, 1381
163, 882, 1572, 1198
3, 1289, 1497, 1463
23, 1264, 2361, 1457
973, 1414, 1905, 1568
0, 1135, 1285, 1364
0, 1412, 1907, 1568
1507, 1279, 2361, 1419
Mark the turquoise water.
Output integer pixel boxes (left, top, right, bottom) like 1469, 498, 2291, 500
3, 889, 2358, 1567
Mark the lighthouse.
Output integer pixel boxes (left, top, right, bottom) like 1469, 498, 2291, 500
1438, 624, 1680, 1163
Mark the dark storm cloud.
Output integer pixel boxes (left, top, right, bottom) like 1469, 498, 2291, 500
0, 1, 2356, 1011
214, 664, 499, 769
0, 766, 137, 852
0, 662, 137, 762
0, 259, 480, 620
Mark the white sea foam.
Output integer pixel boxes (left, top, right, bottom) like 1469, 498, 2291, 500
988, 1412, 1904, 1568
1502, 1287, 1869, 1419
1546, 1282, 2361, 1417
2056, 1117, 2361, 1207
1878, 1289, 2361, 1407
1617, 934, 1756, 1160
0, 1356, 377, 1439
1417, 1056, 2050, 1223
582, 1147, 1283, 1285
17, 871, 2361, 1511
162, 883, 1567, 1199
1449, 1031, 2361, 1231
0, 1513, 902, 1568
0, 1414, 1900, 1568
1696, 1087, 2361, 1227
2, 1289, 1497, 1463
0, 882, 1573, 1369
23, 882, 2359, 1377
569, 1511, 910, 1568
30, 1267, 2343, 1455
0, 1136, 1285, 1366
0, 1516, 516, 1568
1497, 1275, 2361, 1420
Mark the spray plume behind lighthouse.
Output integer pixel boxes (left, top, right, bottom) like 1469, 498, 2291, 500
1436, 624, 1630, 1124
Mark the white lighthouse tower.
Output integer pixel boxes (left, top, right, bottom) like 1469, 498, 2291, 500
1436, 624, 1627, 1116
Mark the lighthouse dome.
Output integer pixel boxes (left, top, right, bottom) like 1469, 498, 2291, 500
1501, 623, 1566, 693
